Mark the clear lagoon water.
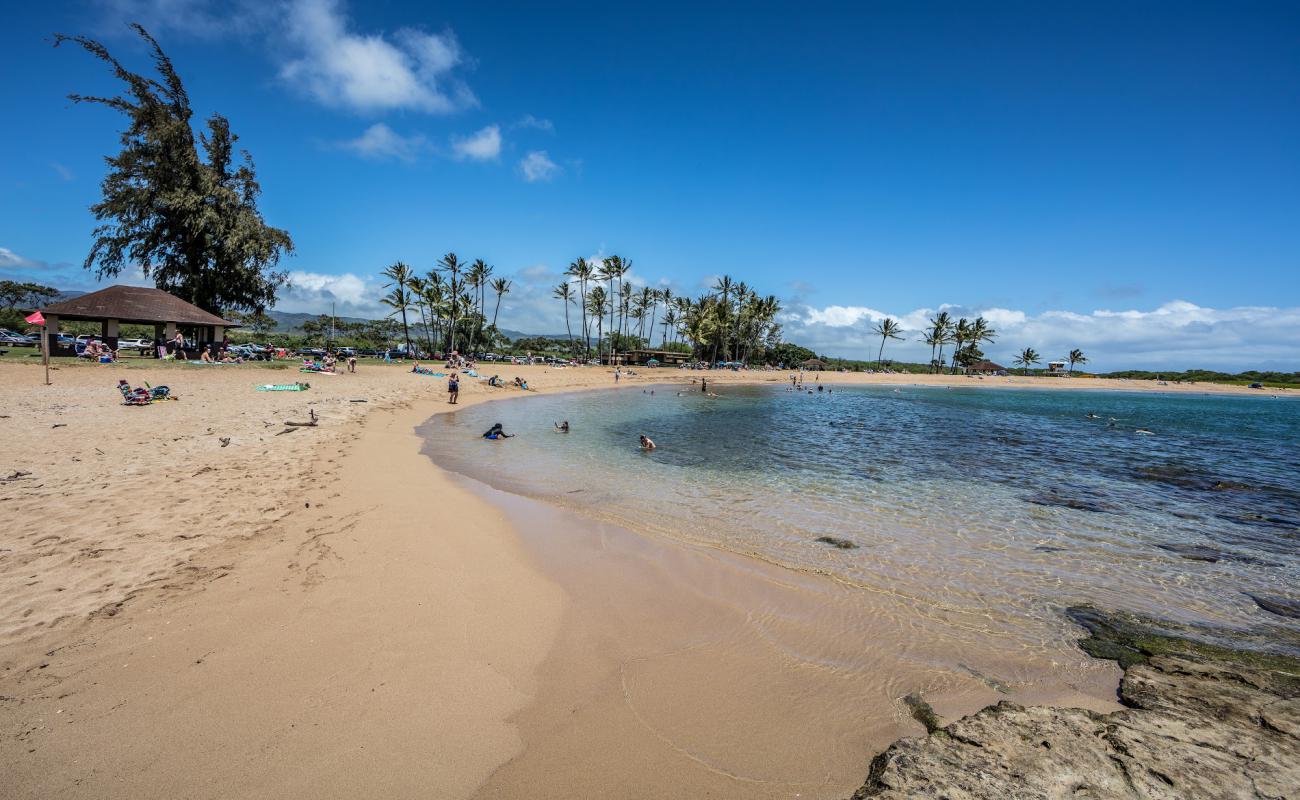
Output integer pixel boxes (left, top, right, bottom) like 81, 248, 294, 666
424, 383, 1300, 654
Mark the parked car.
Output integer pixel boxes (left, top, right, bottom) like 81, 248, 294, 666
117, 337, 153, 352
0, 329, 37, 346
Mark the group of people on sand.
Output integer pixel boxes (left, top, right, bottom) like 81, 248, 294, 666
81, 339, 116, 362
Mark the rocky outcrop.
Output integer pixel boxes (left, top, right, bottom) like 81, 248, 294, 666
850, 607, 1300, 800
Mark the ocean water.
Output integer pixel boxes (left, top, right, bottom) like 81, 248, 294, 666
423, 383, 1300, 654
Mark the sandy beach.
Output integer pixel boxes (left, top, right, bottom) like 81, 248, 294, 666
0, 360, 1290, 798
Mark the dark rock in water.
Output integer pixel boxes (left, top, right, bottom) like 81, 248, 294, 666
815, 536, 858, 550
1157, 543, 1222, 562
902, 692, 942, 734
1025, 490, 1116, 513
1246, 593, 1300, 620
848, 607, 1300, 799
1136, 465, 1265, 494
1033, 544, 1066, 553
1210, 479, 1261, 492
958, 662, 1011, 694
1157, 542, 1280, 567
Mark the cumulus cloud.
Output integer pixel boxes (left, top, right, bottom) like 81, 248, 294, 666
280, 0, 476, 114
338, 123, 428, 161
451, 125, 501, 160
519, 150, 560, 182
276, 270, 386, 316
781, 299, 1300, 372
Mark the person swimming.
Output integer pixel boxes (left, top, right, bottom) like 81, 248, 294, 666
482, 423, 514, 440
639, 434, 656, 450
1086, 413, 1100, 419
555, 420, 570, 433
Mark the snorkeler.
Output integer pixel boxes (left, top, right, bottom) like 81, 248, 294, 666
555, 420, 570, 433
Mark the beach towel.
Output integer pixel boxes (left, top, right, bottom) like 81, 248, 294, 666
257, 382, 311, 392
412, 367, 446, 377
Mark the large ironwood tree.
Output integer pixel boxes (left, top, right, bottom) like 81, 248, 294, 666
54, 24, 293, 315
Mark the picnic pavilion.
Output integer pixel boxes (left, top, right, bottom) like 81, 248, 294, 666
38, 285, 237, 358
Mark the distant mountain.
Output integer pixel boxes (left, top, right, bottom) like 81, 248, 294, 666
264, 310, 372, 332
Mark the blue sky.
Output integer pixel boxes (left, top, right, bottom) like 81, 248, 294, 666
2, 0, 1298, 369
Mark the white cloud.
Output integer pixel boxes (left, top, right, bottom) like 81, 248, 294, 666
0, 247, 48, 271
513, 114, 554, 133
451, 124, 501, 160
276, 270, 385, 316
50, 162, 74, 181
339, 123, 428, 161
92, 0, 273, 38
519, 150, 560, 182
781, 299, 1300, 372
279, 0, 476, 114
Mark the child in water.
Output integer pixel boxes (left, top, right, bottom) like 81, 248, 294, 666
482, 423, 514, 440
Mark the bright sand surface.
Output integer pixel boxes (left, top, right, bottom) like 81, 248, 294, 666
0, 359, 1288, 798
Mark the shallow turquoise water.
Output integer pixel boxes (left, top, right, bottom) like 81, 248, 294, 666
424, 383, 1300, 651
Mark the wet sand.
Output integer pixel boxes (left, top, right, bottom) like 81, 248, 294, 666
0, 360, 1277, 798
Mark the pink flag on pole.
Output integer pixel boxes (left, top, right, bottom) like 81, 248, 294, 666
25, 311, 46, 326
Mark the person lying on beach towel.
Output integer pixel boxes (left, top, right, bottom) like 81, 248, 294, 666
482, 423, 514, 440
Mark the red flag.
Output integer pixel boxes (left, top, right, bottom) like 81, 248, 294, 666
25, 311, 45, 326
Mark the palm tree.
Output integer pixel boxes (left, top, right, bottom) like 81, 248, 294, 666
927, 311, 954, 374
712, 275, 735, 362
437, 253, 464, 354
406, 274, 431, 356
467, 259, 491, 355
566, 257, 593, 358
380, 261, 414, 355
660, 308, 677, 347
586, 285, 608, 362
420, 276, 446, 354
1067, 348, 1088, 375
657, 288, 673, 348
970, 316, 997, 353
553, 282, 575, 356
871, 317, 905, 368
1014, 347, 1041, 375
948, 318, 970, 374
490, 277, 511, 330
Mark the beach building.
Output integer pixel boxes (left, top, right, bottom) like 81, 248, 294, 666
623, 349, 691, 367
801, 358, 829, 370
964, 360, 1008, 376
1045, 360, 1070, 376
37, 285, 237, 358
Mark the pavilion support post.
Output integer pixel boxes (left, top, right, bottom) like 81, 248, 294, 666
153, 324, 164, 358
44, 314, 60, 356
105, 318, 120, 351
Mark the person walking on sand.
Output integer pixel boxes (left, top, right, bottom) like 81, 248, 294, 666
448, 373, 460, 404
701, 377, 707, 393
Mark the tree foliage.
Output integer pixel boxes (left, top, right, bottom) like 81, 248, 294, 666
55, 25, 292, 314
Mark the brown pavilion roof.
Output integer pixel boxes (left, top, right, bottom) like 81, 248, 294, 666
967, 360, 1007, 372
40, 285, 236, 327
